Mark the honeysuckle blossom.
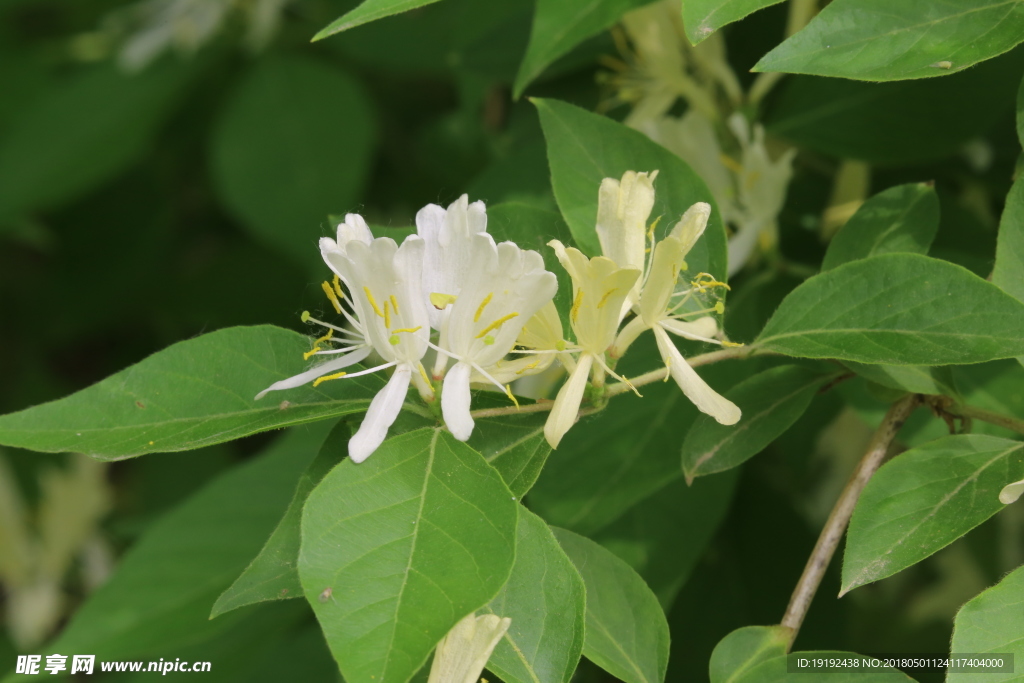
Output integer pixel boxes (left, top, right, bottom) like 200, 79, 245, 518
415, 194, 489, 334
255, 232, 432, 464
544, 241, 640, 448
486, 300, 567, 385
615, 203, 741, 425
427, 613, 511, 683
596, 170, 658, 315
438, 235, 557, 441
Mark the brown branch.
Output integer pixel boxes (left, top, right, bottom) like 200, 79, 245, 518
780, 393, 921, 649
951, 403, 1024, 437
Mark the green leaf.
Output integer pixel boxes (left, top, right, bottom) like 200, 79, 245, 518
732, 652, 914, 682
25, 423, 331, 663
842, 363, 958, 398
484, 510, 586, 683
487, 202, 575, 322
514, 0, 652, 97
0, 62, 188, 220
954, 361, 1024, 438
592, 472, 737, 608
211, 421, 351, 618
0, 325, 381, 460
298, 428, 518, 683
211, 56, 375, 273
821, 183, 940, 272
753, 0, 1024, 81
756, 253, 1024, 365
708, 625, 791, 683
681, 0, 785, 45
471, 412, 551, 498
949, 563, 1024, 683
534, 98, 728, 279
682, 365, 835, 482
994, 176, 1024, 303
312, 0, 444, 41
552, 528, 670, 683
842, 434, 1024, 595
765, 49, 1024, 165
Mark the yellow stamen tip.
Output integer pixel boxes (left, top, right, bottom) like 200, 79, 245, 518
474, 293, 494, 323
364, 287, 385, 317
312, 371, 347, 387
430, 292, 457, 310
505, 385, 520, 410
332, 274, 344, 298
322, 281, 342, 314
722, 340, 744, 348
303, 348, 321, 360
476, 312, 520, 339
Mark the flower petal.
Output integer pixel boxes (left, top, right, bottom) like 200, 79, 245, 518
670, 202, 711, 254
254, 346, 372, 400
544, 353, 594, 448
1000, 478, 1024, 505
349, 365, 412, 463
661, 316, 718, 342
441, 362, 475, 441
654, 326, 740, 425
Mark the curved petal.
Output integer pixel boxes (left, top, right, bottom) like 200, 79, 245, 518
254, 346, 372, 400
654, 326, 740, 425
544, 353, 594, 448
1000, 478, 1024, 505
349, 365, 412, 463
441, 362, 475, 441
661, 316, 718, 343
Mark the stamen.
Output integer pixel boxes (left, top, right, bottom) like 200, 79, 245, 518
312, 371, 347, 387
505, 385, 520, 409
476, 312, 519, 338
722, 340, 744, 348
570, 290, 583, 323
321, 281, 342, 314
332, 274, 344, 298
303, 328, 334, 359
363, 287, 385, 317
474, 293, 493, 323
418, 363, 432, 388
383, 300, 391, 329
597, 288, 617, 309
430, 292, 457, 309
390, 326, 422, 334
516, 360, 540, 375
389, 295, 399, 316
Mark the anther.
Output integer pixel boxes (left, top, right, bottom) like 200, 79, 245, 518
570, 290, 583, 323
322, 281, 342, 314
364, 287, 385, 317
312, 371, 347, 388
389, 295, 399, 315
475, 312, 519, 339
474, 293, 493, 323
332, 274, 344, 298
430, 292, 457, 310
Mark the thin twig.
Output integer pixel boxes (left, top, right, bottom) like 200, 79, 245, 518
951, 404, 1024, 437
780, 393, 920, 649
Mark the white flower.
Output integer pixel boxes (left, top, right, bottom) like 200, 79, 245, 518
255, 229, 433, 464
415, 194, 489, 332
544, 241, 640, 448
596, 170, 658, 315
635, 205, 739, 425
427, 613, 511, 683
485, 300, 566, 386
438, 235, 557, 441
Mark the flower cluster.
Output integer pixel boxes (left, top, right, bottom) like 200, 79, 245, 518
257, 172, 740, 462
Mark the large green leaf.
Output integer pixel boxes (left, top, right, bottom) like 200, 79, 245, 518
822, 183, 940, 272
13, 424, 330, 668
756, 253, 1024, 365
484, 510, 586, 683
298, 428, 518, 683
534, 98, 728, 278
994, 176, 1024, 303
592, 472, 737, 608
753, 0, 1024, 81
514, 0, 652, 97
211, 56, 375, 273
471, 411, 551, 498
0, 325, 381, 460
211, 421, 351, 618
553, 528, 670, 683
0, 62, 188, 221
312, 0, 444, 41
682, 365, 835, 482
765, 49, 1024, 165
842, 435, 1024, 595
681, 0, 785, 45
708, 625, 791, 683
949, 564, 1024, 683
842, 363, 959, 398
733, 652, 914, 682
